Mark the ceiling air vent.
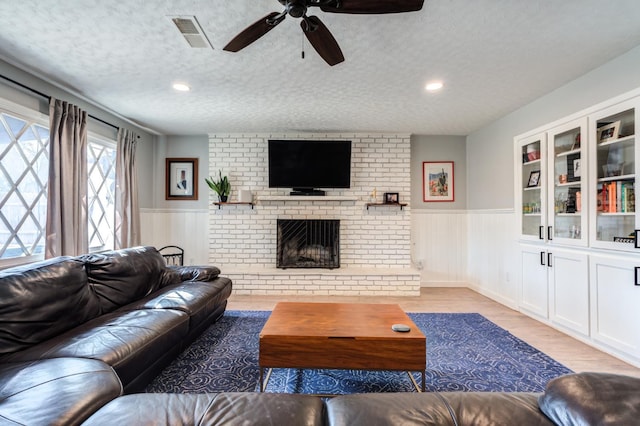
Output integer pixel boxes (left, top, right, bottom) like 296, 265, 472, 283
169, 16, 213, 49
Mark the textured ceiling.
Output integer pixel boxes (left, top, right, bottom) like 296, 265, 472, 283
1, 1, 640, 136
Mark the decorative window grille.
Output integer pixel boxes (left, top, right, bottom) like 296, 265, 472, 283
87, 136, 116, 252
0, 111, 49, 261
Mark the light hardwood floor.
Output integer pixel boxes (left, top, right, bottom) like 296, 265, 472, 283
227, 287, 640, 378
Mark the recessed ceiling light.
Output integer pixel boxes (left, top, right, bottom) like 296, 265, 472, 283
172, 83, 191, 92
425, 81, 444, 92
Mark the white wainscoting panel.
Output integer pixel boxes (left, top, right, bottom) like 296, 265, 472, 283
466, 209, 519, 309
411, 210, 467, 286
140, 208, 209, 265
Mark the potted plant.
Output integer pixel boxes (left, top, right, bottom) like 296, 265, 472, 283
205, 171, 231, 202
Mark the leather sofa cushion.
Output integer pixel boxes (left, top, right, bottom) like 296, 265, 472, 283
0, 257, 101, 355
82, 392, 325, 426
539, 372, 640, 426
326, 392, 553, 426
0, 358, 121, 426
82, 246, 166, 313
1, 309, 189, 387
119, 277, 232, 325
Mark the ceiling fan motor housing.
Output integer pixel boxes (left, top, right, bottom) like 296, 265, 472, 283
283, 0, 308, 18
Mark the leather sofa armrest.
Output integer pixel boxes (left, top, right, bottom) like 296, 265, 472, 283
538, 372, 640, 426
175, 265, 221, 282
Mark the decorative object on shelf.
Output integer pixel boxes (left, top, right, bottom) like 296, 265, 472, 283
384, 192, 399, 204
205, 170, 231, 202
571, 133, 581, 150
524, 143, 540, 162
238, 189, 253, 203
166, 158, 198, 200
596, 121, 620, 143
558, 174, 568, 184
527, 170, 541, 187
602, 163, 624, 177
423, 161, 454, 202
566, 153, 581, 182
369, 188, 377, 203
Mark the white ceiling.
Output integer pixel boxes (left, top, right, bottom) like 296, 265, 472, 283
1, 1, 640, 136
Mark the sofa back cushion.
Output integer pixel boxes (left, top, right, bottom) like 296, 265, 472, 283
82, 246, 166, 313
0, 257, 101, 355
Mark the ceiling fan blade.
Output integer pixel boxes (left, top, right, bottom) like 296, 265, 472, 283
320, 0, 424, 14
223, 12, 285, 52
301, 16, 344, 66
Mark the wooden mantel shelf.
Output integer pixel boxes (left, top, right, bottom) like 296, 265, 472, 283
259, 196, 358, 202
213, 202, 254, 209
366, 202, 407, 210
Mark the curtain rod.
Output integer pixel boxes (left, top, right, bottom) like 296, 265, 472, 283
1, 74, 120, 132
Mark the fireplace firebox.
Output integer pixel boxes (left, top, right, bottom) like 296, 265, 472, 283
276, 219, 340, 269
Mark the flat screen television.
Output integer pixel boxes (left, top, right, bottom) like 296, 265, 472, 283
268, 139, 352, 195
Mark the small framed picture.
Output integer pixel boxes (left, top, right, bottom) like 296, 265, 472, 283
597, 121, 620, 143
384, 192, 399, 204
166, 158, 198, 200
527, 170, 541, 187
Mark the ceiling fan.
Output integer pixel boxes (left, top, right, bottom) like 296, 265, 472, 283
223, 0, 425, 66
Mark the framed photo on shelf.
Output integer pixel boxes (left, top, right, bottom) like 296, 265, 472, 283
423, 161, 454, 202
566, 153, 581, 182
527, 170, 541, 187
166, 158, 198, 200
596, 121, 620, 143
384, 192, 399, 204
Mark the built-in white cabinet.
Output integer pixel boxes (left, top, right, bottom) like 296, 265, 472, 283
516, 118, 588, 246
520, 245, 589, 337
588, 99, 639, 252
515, 89, 640, 367
548, 249, 589, 337
590, 254, 640, 366
520, 245, 549, 319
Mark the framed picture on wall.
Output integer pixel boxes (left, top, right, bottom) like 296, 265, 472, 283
166, 158, 198, 200
423, 161, 454, 202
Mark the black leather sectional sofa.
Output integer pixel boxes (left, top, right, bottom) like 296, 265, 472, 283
1, 246, 639, 425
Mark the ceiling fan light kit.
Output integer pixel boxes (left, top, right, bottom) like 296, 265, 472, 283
223, 0, 425, 66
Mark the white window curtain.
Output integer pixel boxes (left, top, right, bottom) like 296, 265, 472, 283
115, 128, 140, 249
45, 98, 88, 258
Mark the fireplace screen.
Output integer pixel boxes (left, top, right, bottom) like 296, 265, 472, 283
277, 219, 340, 269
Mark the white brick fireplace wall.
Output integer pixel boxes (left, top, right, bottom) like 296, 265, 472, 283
208, 133, 420, 295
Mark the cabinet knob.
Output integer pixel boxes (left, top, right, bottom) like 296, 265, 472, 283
635, 267, 640, 286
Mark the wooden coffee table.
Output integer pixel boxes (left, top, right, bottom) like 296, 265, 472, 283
259, 302, 426, 393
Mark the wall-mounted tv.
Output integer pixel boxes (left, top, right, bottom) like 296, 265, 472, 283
268, 139, 352, 195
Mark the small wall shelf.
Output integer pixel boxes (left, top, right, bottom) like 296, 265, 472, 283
366, 202, 407, 210
213, 202, 254, 209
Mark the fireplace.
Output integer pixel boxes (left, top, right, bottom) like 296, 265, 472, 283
277, 219, 340, 269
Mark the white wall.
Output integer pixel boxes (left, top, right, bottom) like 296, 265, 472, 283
467, 45, 640, 210
411, 135, 467, 210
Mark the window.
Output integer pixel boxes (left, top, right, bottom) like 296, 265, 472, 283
0, 109, 49, 263
0, 100, 118, 265
87, 136, 116, 252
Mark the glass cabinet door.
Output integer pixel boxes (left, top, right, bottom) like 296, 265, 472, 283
518, 133, 546, 241
589, 100, 638, 251
547, 119, 588, 246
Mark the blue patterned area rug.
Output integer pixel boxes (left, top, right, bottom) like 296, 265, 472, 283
146, 311, 572, 395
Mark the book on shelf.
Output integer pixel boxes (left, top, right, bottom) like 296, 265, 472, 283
598, 182, 635, 213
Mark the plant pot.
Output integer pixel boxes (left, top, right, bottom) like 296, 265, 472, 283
219, 195, 228, 203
